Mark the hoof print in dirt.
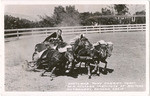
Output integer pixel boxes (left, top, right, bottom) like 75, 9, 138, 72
108, 69, 114, 73
88, 76, 91, 79
50, 78, 53, 81
103, 70, 108, 75
97, 73, 100, 76
40, 73, 44, 76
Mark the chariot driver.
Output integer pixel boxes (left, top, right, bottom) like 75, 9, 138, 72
43, 29, 63, 43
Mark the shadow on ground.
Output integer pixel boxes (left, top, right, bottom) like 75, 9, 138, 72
33, 66, 114, 79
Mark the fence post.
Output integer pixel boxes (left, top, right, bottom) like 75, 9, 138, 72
142, 25, 144, 32
127, 25, 128, 32
46, 29, 48, 36
93, 26, 94, 33
86, 27, 87, 34
31, 29, 33, 36
113, 25, 115, 33
99, 26, 101, 33
72, 28, 74, 34
17, 30, 19, 39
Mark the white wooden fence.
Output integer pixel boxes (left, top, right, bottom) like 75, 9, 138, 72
5, 24, 146, 39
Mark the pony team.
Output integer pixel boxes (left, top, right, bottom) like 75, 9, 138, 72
24, 29, 113, 80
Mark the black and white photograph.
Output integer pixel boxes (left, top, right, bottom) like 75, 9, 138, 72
3, 1, 149, 95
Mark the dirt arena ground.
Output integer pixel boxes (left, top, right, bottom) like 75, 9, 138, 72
5, 32, 146, 91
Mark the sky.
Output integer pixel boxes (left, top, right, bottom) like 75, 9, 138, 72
5, 4, 145, 21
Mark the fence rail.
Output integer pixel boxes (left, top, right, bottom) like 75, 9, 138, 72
5, 24, 146, 39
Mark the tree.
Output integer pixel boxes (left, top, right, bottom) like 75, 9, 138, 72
134, 10, 146, 24
93, 11, 102, 16
114, 4, 129, 15
80, 12, 93, 26
101, 8, 112, 15
53, 6, 66, 25
34, 5, 81, 27
100, 8, 119, 25
4, 15, 33, 29
58, 5, 80, 26
114, 5, 130, 24
38, 15, 55, 27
